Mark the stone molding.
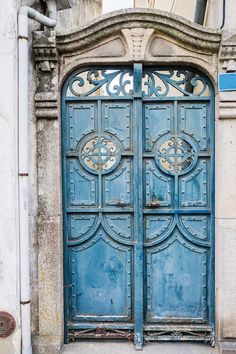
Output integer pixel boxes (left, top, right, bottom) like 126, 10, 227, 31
54, 9, 221, 88
219, 32, 236, 119
33, 31, 59, 119
220, 33, 236, 72
57, 9, 221, 54
219, 92, 236, 119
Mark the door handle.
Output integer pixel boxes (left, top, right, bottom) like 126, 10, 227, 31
117, 194, 127, 207
147, 200, 161, 208
116, 201, 127, 207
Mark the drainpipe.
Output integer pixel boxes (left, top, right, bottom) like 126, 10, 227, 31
18, 2, 57, 353
194, 0, 208, 24
185, 0, 208, 92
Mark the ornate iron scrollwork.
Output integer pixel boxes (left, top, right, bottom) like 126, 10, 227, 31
67, 69, 133, 97
69, 328, 134, 341
144, 327, 212, 343
156, 136, 196, 174
78, 134, 121, 174
142, 69, 211, 97
155, 134, 198, 175
66, 67, 211, 98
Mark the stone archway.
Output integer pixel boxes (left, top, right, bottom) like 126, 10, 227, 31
32, 9, 221, 354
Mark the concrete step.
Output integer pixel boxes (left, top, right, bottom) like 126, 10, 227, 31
62, 341, 219, 354
220, 342, 236, 354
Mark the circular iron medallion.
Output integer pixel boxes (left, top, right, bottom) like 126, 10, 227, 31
155, 134, 199, 175
78, 134, 121, 174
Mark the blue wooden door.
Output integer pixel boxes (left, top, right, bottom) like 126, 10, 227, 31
62, 65, 214, 348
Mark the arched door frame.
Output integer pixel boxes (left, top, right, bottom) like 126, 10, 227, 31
32, 9, 222, 354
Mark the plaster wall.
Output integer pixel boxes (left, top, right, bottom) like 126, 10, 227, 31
223, 0, 236, 30
136, 0, 196, 22
57, 0, 102, 33
215, 116, 236, 343
0, 1, 21, 354
215, 2, 236, 344
205, 0, 222, 28
136, 0, 229, 30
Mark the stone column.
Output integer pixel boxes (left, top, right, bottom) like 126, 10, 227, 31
217, 32, 236, 354
32, 31, 63, 354
0, 1, 21, 354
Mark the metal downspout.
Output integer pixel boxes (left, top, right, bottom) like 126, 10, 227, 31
18, 2, 57, 353
194, 0, 208, 24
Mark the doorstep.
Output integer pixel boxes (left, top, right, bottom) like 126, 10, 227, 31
62, 341, 219, 354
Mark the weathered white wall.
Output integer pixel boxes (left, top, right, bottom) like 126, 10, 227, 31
0, 1, 21, 354
214, 0, 236, 348
205, 0, 222, 28
223, 0, 236, 30
135, 0, 196, 22
216, 112, 236, 344
57, 0, 102, 32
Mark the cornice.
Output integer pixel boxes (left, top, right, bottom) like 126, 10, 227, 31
56, 8, 222, 55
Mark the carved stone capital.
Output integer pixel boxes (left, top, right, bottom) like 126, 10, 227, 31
33, 31, 59, 119
218, 33, 236, 118
219, 33, 236, 72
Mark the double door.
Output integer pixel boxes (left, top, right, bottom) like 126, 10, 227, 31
62, 64, 214, 348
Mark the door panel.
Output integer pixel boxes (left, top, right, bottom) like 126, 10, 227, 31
103, 158, 133, 206
62, 66, 214, 346
104, 214, 133, 240
179, 103, 208, 151
144, 159, 173, 207
69, 233, 132, 321
143, 99, 212, 328
179, 215, 209, 241
144, 216, 174, 242
68, 159, 97, 206
68, 103, 96, 150
103, 102, 132, 150
179, 159, 209, 207
64, 88, 135, 329
146, 237, 208, 322
144, 103, 173, 151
